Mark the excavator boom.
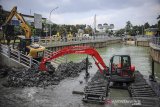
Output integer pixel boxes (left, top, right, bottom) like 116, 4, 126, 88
4, 6, 31, 39
39, 46, 108, 74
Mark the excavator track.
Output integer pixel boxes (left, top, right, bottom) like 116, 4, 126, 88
128, 71, 157, 97
82, 72, 109, 104
128, 71, 160, 107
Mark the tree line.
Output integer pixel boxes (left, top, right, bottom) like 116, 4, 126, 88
116, 15, 160, 36
1, 5, 160, 37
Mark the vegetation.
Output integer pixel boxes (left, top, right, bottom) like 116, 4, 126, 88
46, 24, 93, 36
115, 15, 160, 36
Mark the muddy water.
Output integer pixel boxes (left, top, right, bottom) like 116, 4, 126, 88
0, 43, 159, 107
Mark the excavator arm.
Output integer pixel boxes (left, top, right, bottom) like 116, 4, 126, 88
4, 6, 31, 39
39, 46, 109, 74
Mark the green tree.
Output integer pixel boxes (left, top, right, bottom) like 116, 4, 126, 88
84, 25, 93, 35
51, 23, 58, 35
144, 22, 150, 29
115, 28, 125, 36
0, 5, 7, 27
125, 21, 133, 35
70, 25, 77, 33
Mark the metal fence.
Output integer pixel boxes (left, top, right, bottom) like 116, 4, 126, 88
151, 37, 160, 48
38, 36, 121, 47
135, 35, 152, 41
0, 44, 39, 68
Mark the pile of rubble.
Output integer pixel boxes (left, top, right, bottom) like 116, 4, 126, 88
56, 61, 87, 78
2, 60, 91, 88
0, 65, 10, 78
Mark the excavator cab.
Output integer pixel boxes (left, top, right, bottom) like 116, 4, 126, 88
17, 36, 31, 53
109, 55, 135, 83
13, 36, 45, 61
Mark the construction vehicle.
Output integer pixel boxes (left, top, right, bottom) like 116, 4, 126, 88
3, 6, 45, 60
38, 46, 135, 103
109, 55, 135, 83
39, 46, 135, 83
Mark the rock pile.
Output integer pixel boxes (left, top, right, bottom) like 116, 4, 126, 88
0, 65, 10, 78
2, 60, 91, 88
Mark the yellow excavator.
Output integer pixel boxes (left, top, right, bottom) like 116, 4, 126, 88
3, 6, 45, 61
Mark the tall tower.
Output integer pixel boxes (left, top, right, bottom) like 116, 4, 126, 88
94, 14, 96, 33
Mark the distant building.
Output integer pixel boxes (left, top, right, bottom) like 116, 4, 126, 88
97, 23, 114, 33
145, 28, 158, 36
109, 24, 114, 29
98, 24, 103, 29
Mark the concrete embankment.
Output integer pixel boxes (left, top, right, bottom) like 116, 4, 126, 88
136, 40, 149, 47
0, 52, 28, 68
150, 43, 160, 63
42, 39, 122, 51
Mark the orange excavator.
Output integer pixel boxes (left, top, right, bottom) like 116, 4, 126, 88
3, 6, 45, 60
39, 46, 135, 83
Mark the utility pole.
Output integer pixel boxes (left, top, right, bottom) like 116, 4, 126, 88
142, 25, 143, 35
30, 9, 31, 15
49, 6, 58, 38
45, 19, 47, 37
94, 14, 96, 34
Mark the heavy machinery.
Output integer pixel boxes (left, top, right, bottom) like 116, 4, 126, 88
38, 46, 135, 103
109, 55, 135, 83
39, 46, 135, 83
3, 6, 45, 60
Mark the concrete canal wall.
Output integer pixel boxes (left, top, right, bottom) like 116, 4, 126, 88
44, 39, 122, 51
123, 36, 150, 47
0, 52, 28, 68
136, 40, 149, 47
150, 43, 160, 63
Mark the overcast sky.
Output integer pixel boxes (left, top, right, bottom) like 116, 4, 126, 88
1, 0, 160, 29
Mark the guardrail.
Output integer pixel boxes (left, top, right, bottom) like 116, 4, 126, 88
38, 36, 121, 47
0, 44, 39, 68
135, 35, 152, 41
151, 37, 160, 48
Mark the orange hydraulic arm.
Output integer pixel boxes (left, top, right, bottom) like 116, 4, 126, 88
39, 46, 108, 74
4, 6, 31, 39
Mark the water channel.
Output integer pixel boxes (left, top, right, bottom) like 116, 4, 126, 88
0, 43, 159, 107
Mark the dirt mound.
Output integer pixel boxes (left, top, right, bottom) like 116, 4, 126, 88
2, 60, 91, 88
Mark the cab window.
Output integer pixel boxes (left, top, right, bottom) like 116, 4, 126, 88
37, 51, 44, 57
122, 56, 130, 68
